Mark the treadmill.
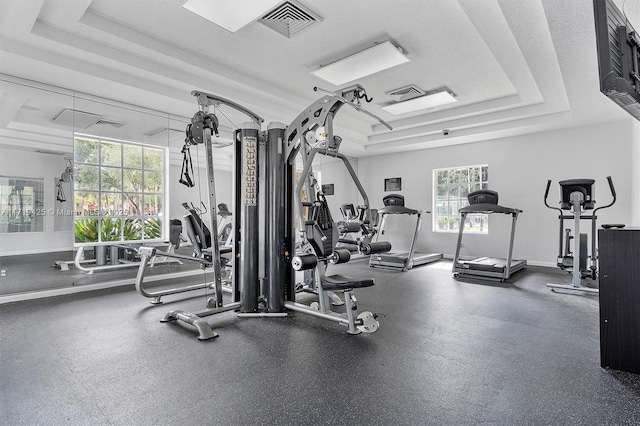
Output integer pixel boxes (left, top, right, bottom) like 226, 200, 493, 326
369, 194, 442, 271
452, 189, 526, 282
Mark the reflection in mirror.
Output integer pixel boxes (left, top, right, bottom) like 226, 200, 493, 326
0, 176, 45, 233
0, 75, 214, 297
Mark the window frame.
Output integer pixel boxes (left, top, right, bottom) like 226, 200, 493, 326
433, 164, 489, 234
73, 133, 168, 246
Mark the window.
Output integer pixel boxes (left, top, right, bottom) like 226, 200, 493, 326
73, 135, 166, 244
433, 164, 489, 233
0, 177, 44, 233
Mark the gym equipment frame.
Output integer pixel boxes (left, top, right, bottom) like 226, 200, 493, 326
283, 85, 389, 334
67, 243, 180, 274
135, 209, 233, 305
149, 86, 387, 340
452, 190, 526, 282
544, 176, 617, 294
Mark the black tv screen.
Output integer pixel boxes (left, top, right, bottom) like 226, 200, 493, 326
594, 0, 640, 119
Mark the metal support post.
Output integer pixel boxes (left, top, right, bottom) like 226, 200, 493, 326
204, 131, 224, 309
237, 123, 261, 313
265, 123, 287, 312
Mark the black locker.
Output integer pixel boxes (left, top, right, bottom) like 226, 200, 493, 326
598, 228, 640, 374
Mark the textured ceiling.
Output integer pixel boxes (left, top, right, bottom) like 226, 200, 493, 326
0, 0, 638, 166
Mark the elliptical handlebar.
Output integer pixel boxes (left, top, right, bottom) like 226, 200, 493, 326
593, 175, 616, 214
544, 179, 563, 213
608, 176, 617, 197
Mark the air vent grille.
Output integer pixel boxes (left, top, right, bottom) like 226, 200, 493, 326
386, 85, 426, 101
95, 119, 125, 128
259, 1, 321, 38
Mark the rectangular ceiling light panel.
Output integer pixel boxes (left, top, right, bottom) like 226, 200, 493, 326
183, 0, 283, 32
311, 41, 410, 86
382, 91, 458, 115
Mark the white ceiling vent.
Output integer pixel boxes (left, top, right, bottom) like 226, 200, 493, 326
386, 85, 426, 102
51, 108, 102, 129
258, 1, 321, 39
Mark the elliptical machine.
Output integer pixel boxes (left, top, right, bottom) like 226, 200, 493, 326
543, 176, 617, 294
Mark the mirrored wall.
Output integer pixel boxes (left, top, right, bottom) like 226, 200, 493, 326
0, 75, 199, 296
0, 74, 367, 298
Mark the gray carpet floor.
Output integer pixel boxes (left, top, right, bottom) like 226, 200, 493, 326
1, 260, 639, 425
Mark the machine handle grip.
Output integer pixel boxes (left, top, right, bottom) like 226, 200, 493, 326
594, 176, 617, 214
314, 224, 327, 241
607, 176, 616, 198
543, 179, 557, 211
544, 180, 551, 201
544, 179, 563, 213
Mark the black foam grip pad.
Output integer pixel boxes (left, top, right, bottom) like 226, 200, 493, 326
332, 249, 352, 264
362, 241, 392, 255
292, 254, 318, 271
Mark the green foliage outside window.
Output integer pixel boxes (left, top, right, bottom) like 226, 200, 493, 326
73, 217, 162, 243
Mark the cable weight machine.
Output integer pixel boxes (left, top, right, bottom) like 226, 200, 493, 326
150, 86, 389, 339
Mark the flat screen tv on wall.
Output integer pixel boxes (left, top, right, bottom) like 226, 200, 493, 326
594, 0, 640, 119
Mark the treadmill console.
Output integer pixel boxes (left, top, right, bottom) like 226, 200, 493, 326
383, 194, 405, 207
468, 189, 498, 205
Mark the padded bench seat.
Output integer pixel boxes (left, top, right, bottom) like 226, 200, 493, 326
321, 274, 374, 291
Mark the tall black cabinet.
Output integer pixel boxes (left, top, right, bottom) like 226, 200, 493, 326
598, 228, 640, 374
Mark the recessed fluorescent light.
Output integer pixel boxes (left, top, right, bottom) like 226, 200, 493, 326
183, 0, 282, 33
311, 41, 410, 86
382, 91, 458, 115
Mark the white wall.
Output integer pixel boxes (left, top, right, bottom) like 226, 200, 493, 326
0, 148, 74, 255
358, 121, 632, 266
